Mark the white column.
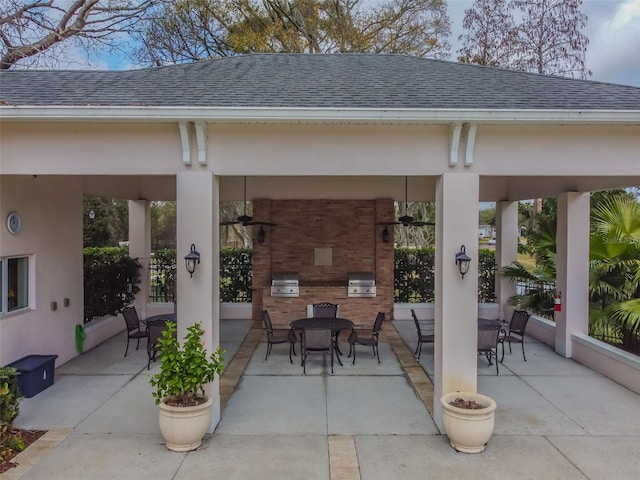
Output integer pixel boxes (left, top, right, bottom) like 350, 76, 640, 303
176, 171, 220, 430
434, 172, 480, 429
495, 201, 519, 320
128, 200, 151, 319
555, 192, 590, 357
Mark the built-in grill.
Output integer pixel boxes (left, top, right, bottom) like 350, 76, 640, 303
271, 272, 300, 297
347, 272, 376, 298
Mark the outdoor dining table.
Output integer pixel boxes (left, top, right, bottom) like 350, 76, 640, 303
143, 313, 176, 327
289, 317, 354, 366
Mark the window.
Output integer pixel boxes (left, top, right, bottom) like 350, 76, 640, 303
1, 256, 29, 314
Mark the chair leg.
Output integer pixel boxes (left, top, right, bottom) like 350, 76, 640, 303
289, 342, 293, 364
124, 337, 130, 357
264, 343, 272, 362
374, 344, 380, 364
522, 341, 526, 361
500, 341, 505, 363
495, 351, 499, 375
416, 341, 422, 359
136, 337, 141, 351
352, 344, 356, 365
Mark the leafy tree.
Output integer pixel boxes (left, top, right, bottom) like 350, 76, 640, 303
0, 0, 157, 69
458, 0, 590, 79
151, 201, 176, 249
83, 195, 128, 247
135, 0, 450, 65
458, 0, 514, 66
478, 205, 495, 226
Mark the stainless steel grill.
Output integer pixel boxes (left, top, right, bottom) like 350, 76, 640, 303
271, 272, 299, 297
347, 272, 376, 298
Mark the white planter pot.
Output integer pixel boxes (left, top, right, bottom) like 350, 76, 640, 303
440, 392, 497, 454
158, 396, 213, 452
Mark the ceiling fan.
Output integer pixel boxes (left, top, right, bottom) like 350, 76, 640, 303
378, 176, 435, 227
219, 176, 277, 227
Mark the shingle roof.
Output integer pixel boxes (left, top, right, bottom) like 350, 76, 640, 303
1, 53, 639, 110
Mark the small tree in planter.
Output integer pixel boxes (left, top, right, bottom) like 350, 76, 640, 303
150, 322, 224, 451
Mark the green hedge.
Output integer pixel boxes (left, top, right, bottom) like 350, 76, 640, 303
0, 366, 24, 461
394, 247, 496, 303
87, 247, 497, 316
83, 247, 141, 323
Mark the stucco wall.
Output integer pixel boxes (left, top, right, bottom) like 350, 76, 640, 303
1, 175, 84, 366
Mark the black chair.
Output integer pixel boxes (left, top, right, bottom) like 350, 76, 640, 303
311, 302, 338, 318
146, 322, 166, 370
499, 310, 531, 362
348, 312, 385, 364
478, 323, 501, 375
262, 310, 296, 363
121, 306, 148, 357
301, 327, 334, 374
411, 309, 434, 359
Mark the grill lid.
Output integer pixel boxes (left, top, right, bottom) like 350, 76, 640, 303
271, 271, 299, 286
348, 272, 375, 286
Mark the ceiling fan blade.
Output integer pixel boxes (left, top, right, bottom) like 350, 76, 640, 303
220, 220, 241, 226
248, 221, 278, 226
410, 221, 435, 227
377, 221, 402, 226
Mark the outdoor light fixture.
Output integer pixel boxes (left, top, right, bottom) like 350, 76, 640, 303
184, 243, 200, 277
455, 244, 471, 278
382, 226, 390, 243
257, 226, 266, 244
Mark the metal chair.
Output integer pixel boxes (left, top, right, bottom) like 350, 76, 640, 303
121, 306, 147, 357
262, 310, 296, 363
146, 322, 167, 370
301, 327, 334, 374
347, 312, 385, 364
478, 323, 501, 375
499, 310, 531, 362
411, 309, 434, 359
311, 302, 338, 318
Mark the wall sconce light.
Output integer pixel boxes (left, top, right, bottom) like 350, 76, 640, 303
381, 226, 390, 243
257, 226, 266, 244
455, 244, 471, 278
184, 243, 200, 277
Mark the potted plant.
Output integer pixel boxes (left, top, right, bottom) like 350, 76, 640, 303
440, 391, 497, 454
150, 322, 224, 452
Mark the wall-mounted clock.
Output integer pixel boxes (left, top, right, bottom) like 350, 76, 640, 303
6, 212, 22, 235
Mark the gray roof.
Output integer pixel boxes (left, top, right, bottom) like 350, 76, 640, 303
1, 53, 640, 110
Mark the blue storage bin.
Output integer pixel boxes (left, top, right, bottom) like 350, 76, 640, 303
6, 354, 58, 398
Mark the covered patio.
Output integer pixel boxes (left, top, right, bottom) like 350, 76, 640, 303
2, 54, 640, 435
9, 317, 640, 479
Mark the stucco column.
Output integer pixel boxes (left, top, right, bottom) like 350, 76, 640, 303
128, 200, 151, 319
555, 191, 590, 357
495, 201, 519, 319
434, 172, 480, 430
176, 171, 221, 429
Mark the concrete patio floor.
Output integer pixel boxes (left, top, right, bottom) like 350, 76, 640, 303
7, 318, 640, 480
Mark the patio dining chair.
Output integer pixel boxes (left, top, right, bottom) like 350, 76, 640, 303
499, 310, 531, 362
478, 323, 501, 375
311, 302, 338, 318
146, 321, 167, 370
121, 306, 148, 357
347, 312, 385, 364
411, 309, 434, 359
301, 327, 334, 374
262, 310, 297, 363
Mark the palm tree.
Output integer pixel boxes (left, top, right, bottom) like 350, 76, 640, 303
589, 197, 640, 350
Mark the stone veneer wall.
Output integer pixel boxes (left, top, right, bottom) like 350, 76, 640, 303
252, 198, 395, 325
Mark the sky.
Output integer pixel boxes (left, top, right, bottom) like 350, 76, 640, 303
70, 0, 640, 87
447, 0, 640, 86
